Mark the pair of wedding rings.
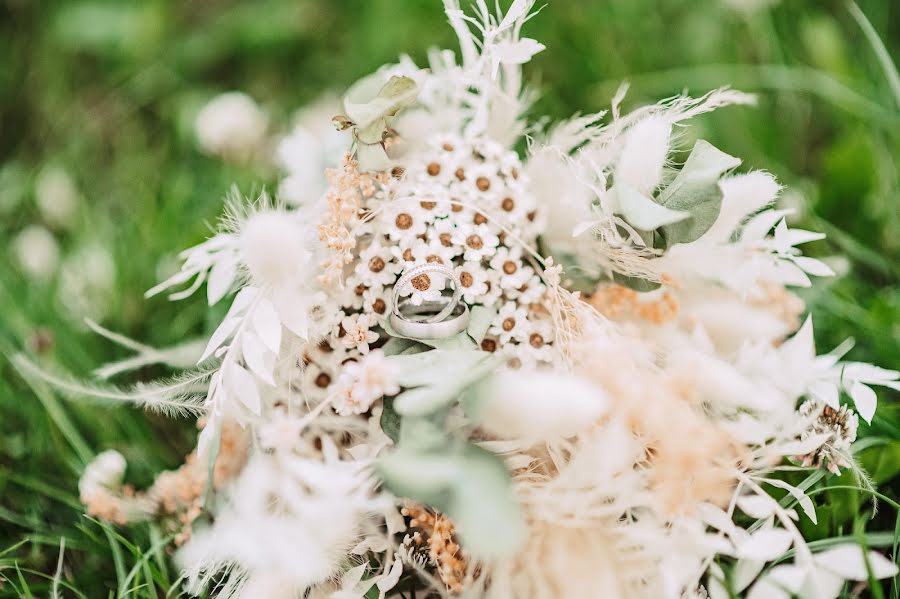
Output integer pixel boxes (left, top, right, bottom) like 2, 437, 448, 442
389, 263, 471, 339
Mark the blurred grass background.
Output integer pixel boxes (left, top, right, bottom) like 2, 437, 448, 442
0, 0, 897, 596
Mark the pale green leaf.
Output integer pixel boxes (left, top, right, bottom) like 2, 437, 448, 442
657, 140, 741, 245
466, 305, 497, 344
343, 75, 419, 128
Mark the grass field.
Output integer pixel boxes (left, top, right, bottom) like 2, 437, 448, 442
0, 0, 898, 596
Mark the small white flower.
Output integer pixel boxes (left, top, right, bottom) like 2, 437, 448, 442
453, 223, 500, 262
428, 216, 461, 249
382, 200, 427, 242
397, 263, 447, 306
507, 271, 545, 305
195, 92, 268, 162
489, 246, 533, 290
489, 301, 531, 344
355, 242, 400, 287
340, 313, 378, 354
335, 277, 367, 311
301, 361, 337, 402
335, 349, 399, 417
454, 261, 489, 304
258, 414, 305, 453
362, 285, 392, 321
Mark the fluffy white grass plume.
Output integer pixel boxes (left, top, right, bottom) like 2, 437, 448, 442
615, 114, 672, 195
239, 209, 312, 288
179, 453, 372, 599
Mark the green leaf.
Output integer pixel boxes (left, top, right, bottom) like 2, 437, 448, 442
382, 317, 478, 350
467, 305, 497, 344
612, 271, 661, 292
657, 140, 741, 246
398, 414, 448, 452
380, 336, 422, 357
386, 350, 491, 388
380, 398, 401, 444
377, 448, 459, 507
394, 384, 462, 416
377, 443, 524, 559
449, 445, 525, 559
343, 75, 419, 129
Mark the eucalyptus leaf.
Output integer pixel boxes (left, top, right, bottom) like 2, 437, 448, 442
380, 336, 421, 357
377, 448, 459, 507
613, 271, 661, 292
377, 443, 524, 559
656, 140, 741, 246
354, 140, 393, 172
343, 75, 419, 129
398, 414, 448, 452
449, 445, 525, 558
467, 305, 496, 344
394, 384, 463, 416
380, 398, 401, 444
386, 350, 492, 388
382, 317, 478, 350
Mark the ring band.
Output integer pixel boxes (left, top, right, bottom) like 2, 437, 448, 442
389, 300, 470, 339
392, 262, 462, 324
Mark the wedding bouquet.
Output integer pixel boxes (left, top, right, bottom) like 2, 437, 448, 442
21, 1, 899, 597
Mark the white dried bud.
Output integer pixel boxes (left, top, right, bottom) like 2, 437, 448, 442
35, 165, 80, 229
195, 92, 268, 162
13, 224, 59, 280
78, 449, 126, 498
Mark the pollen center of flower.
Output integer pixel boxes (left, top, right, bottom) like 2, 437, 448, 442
355, 284, 366, 296
369, 256, 386, 272
481, 338, 497, 352
420, 200, 436, 210
501, 197, 515, 211
315, 373, 331, 388
427, 162, 441, 176
411, 273, 431, 291
372, 298, 386, 314
442, 143, 454, 152
466, 235, 484, 250
402, 248, 414, 261
503, 261, 517, 274
473, 213, 488, 225
529, 333, 544, 348
476, 176, 491, 191
426, 255, 443, 264
396, 213, 413, 229
460, 272, 474, 287
439, 233, 452, 247
455, 168, 465, 181
502, 317, 516, 331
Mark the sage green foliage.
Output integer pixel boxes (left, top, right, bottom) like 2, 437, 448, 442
377, 350, 524, 558
0, 0, 898, 596
657, 140, 742, 246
